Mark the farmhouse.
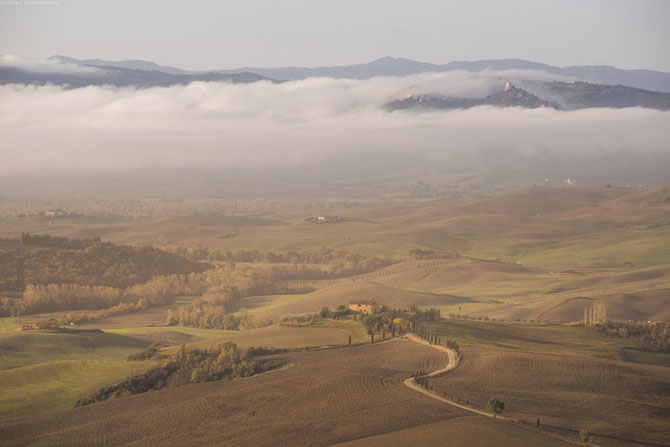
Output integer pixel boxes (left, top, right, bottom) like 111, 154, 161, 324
348, 300, 382, 315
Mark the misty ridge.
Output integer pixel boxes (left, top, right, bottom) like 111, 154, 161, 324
1, 55, 670, 197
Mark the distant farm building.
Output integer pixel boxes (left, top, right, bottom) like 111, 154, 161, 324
36, 318, 58, 329
348, 300, 382, 314
305, 215, 343, 224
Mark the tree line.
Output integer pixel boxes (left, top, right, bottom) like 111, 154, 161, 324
1, 263, 312, 325
181, 247, 394, 266
17, 233, 101, 249
166, 266, 279, 330
6, 272, 204, 316
590, 320, 670, 351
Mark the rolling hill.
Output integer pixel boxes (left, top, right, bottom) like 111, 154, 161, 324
0, 339, 574, 447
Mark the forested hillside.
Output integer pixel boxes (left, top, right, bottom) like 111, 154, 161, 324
0, 234, 210, 292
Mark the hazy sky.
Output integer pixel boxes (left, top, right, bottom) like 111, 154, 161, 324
1, 0, 669, 71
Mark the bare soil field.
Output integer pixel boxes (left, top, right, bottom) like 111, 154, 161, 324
0, 339, 476, 447
428, 347, 670, 447
331, 415, 571, 447
539, 289, 670, 322
377, 260, 670, 322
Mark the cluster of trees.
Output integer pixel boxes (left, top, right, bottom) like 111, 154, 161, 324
415, 374, 431, 390
591, 321, 670, 351
186, 247, 390, 266
59, 300, 150, 325
21, 243, 209, 288
18, 233, 101, 249
166, 266, 278, 330
319, 305, 352, 319
412, 305, 441, 320
359, 308, 410, 335
16, 273, 205, 314
176, 247, 396, 281
78, 342, 279, 405
279, 314, 319, 325
409, 248, 459, 260
447, 313, 509, 322
167, 305, 271, 331
3, 262, 303, 326
0, 249, 23, 293
0, 234, 209, 293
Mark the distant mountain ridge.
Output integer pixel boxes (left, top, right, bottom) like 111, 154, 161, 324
0, 64, 276, 88
216, 56, 670, 92
3, 55, 670, 93
51, 55, 194, 75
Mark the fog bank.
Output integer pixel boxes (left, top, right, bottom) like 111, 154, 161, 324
0, 71, 669, 174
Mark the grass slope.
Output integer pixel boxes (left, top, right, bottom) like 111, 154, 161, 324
107, 326, 236, 346
172, 319, 369, 352
0, 323, 153, 420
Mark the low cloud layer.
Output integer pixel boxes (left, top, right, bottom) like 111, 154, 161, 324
0, 71, 669, 174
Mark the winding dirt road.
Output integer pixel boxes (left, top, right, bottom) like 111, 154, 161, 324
402, 334, 590, 446
402, 334, 498, 418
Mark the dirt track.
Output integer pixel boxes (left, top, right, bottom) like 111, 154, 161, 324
401, 335, 597, 447
403, 335, 670, 447
402, 334, 492, 417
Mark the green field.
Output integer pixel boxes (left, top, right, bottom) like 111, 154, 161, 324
519, 226, 670, 268
233, 293, 308, 313
171, 319, 370, 353
0, 321, 155, 420
107, 325, 236, 345
621, 347, 670, 366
